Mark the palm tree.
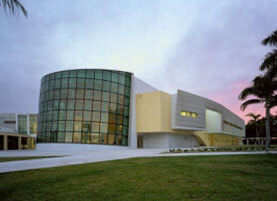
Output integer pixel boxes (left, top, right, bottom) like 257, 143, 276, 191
246, 113, 261, 144
239, 75, 277, 153
260, 30, 277, 79
0, 0, 28, 17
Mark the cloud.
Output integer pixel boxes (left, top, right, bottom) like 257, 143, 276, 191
0, 0, 276, 122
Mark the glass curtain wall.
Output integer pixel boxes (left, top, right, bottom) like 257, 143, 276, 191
37, 69, 131, 146
18, 115, 28, 134
29, 114, 38, 134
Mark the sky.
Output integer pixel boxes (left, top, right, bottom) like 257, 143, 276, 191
0, 0, 277, 123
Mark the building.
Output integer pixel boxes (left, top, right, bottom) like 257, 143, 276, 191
37, 69, 245, 149
0, 113, 38, 136
0, 114, 37, 150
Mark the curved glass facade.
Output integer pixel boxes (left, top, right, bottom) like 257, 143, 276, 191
37, 69, 131, 146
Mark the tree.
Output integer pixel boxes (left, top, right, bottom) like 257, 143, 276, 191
0, 0, 28, 17
239, 75, 277, 153
246, 113, 261, 144
260, 30, 277, 79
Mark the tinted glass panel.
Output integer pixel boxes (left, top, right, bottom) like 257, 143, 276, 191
38, 70, 131, 146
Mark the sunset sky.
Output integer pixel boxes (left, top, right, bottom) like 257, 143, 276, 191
0, 0, 277, 123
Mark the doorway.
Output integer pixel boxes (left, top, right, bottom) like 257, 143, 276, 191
137, 135, 143, 148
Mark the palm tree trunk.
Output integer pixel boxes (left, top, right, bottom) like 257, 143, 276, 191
265, 106, 271, 153
255, 124, 259, 144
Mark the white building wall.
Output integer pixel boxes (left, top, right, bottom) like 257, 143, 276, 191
205, 109, 222, 133
129, 76, 157, 149
143, 133, 169, 149
142, 133, 200, 149
168, 134, 199, 148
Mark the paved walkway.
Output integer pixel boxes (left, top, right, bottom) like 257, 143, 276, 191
0, 144, 276, 173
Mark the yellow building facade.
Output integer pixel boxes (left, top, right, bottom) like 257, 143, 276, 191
136, 91, 243, 147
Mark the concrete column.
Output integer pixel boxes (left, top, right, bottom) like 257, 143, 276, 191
27, 114, 30, 135
18, 136, 21, 150
27, 138, 31, 149
4, 135, 8, 150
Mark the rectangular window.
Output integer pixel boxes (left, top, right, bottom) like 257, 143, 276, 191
61, 89, 68, 99
58, 121, 66, 131
94, 90, 101, 100
94, 80, 102, 90
67, 110, 74, 120
119, 74, 125, 85
102, 92, 109, 101
109, 113, 116, 124
118, 85, 124, 95
74, 122, 82, 132
69, 78, 76, 88
92, 111, 100, 122
54, 90, 60, 99
68, 89, 75, 99
101, 102, 109, 112
84, 100, 92, 110
101, 112, 109, 122
60, 100, 67, 110
117, 95, 124, 105
70, 70, 77, 77
84, 111, 92, 121
180, 110, 198, 118
61, 78, 69, 88
52, 111, 59, 121
62, 71, 69, 78
66, 121, 74, 131
223, 120, 242, 130
65, 132, 73, 143
75, 99, 84, 109
77, 78, 85, 88
92, 122, 100, 132
102, 81, 110, 91
85, 89, 93, 99
59, 110, 66, 120
111, 83, 118, 93
76, 89, 84, 99
67, 100, 75, 110
86, 79, 94, 89
100, 123, 108, 133
91, 133, 100, 144
103, 71, 111, 81
111, 72, 118, 82
82, 122, 91, 132
110, 93, 117, 103
126, 77, 131, 87
75, 110, 83, 121
73, 132, 81, 143
109, 103, 117, 113
108, 124, 116, 133
54, 79, 61, 89
86, 70, 94, 78
93, 101, 101, 111
95, 70, 102, 79
107, 134, 115, 145
77, 70, 86, 78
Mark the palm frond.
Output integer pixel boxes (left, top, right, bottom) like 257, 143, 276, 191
270, 95, 277, 108
259, 49, 277, 72
240, 99, 263, 111
246, 113, 261, 120
238, 86, 259, 100
262, 30, 277, 47
0, 0, 28, 17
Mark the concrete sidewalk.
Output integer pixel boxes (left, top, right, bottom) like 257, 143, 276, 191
1, 144, 276, 173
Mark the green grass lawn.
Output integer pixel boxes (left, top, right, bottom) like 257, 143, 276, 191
0, 154, 276, 201
0, 156, 62, 162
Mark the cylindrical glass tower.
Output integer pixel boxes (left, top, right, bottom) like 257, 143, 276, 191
37, 69, 131, 146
